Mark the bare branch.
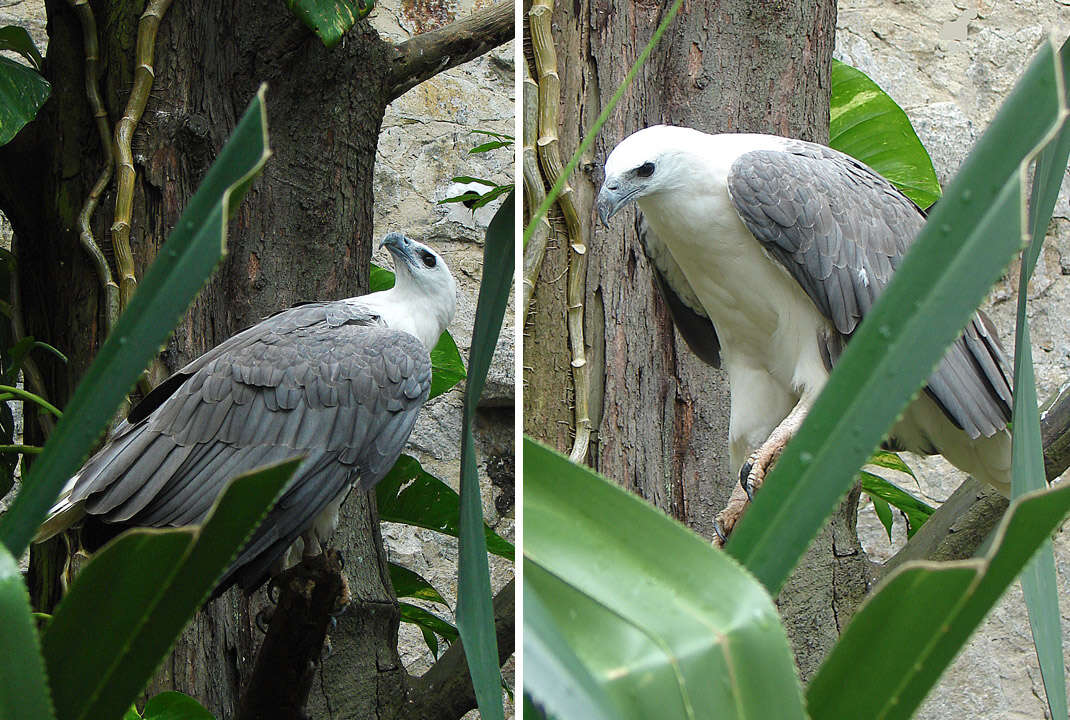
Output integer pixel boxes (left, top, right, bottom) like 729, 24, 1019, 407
386, 0, 514, 103
236, 551, 347, 720
400, 579, 515, 720
883, 382, 1070, 572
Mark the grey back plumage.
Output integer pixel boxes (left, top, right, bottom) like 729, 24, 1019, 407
66, 301, 432, 591
725, 141, 1012, 438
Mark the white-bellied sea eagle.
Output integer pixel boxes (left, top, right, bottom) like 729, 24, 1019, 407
597, 125, 1012, 538
36, 232, 457, 593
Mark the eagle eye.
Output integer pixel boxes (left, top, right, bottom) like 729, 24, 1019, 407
636, 162, 655, 178
420, 251, 437, 268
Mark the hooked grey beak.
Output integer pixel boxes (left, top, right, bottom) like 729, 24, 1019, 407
596, 182, 631, 228
380, 232, 417, 268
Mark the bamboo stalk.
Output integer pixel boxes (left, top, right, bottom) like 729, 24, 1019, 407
530, 0, 591, 462
110, 0, 173, 396
111, 0, 174, 314
522, 62, 550, 317
68, 0, 120, 334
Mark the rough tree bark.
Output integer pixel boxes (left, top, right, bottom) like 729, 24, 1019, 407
524, 0, 872, 680
0, 0, 512, 716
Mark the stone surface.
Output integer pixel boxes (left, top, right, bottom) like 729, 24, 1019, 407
838, 3, 1070, 718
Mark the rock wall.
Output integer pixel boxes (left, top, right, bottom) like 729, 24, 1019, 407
838, 3, 1069, 718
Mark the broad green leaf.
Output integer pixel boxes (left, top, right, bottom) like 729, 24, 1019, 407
0, 26, 43, 70
525, 439, 806, 720
1012, 38, 1070, 720
284, 0, 371, 49
41, 458, 298, 720
0, 55, 49, 147
376, 454, 514, 560
428, 330, 466, 400
868, 493, 894, 541
366, 263, 466, 399
399, 602, 458, 641
389, 561, 449, 606
456, 192, 513, 720
0, 543, 56, 720
726, 38, 1069, 594
808, 483, 1070, 720
469, 141, 512, 153
859, 471, 934, 538
141, 691, 215, 720
0, 85, 271, 557
523, 566, 624, 720
830, 59, 942, 208
867, 450, 917, 479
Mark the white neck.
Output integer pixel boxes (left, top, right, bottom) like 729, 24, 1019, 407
350, 285, 454, 351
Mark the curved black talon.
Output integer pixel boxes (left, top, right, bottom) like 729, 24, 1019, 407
267, 577, 281, 605
713, 519, 728, 544
739, 461, 755, 502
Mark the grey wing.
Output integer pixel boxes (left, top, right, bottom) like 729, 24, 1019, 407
67, 301, 431, 591
727, 142, 1011, 438
639, 216, 721, 367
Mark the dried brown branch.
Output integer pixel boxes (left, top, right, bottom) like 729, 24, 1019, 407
67, 0, 119, 335
529, 0, 591, 463
386, 0, 514, 103
399, 579, 515, 720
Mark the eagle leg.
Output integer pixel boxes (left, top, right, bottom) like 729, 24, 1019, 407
713, 392, 816, 547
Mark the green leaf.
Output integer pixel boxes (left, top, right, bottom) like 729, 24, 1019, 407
830, 59, 942, 209
859, 471, 934, 538
0, 85, 271, 557
470, 184, 515, 210
0, 26, 43, 70
451, 175, 498, 186
725, 37, 1069, 594
1012, 38, 1070, 720
868, 493, 894, 542
524, 439, 806, 720
141, 692, 215, 720
399, 602, 458, 642
808, 483, 1070, 720
389, 561, 449, 606
0, 543, 56, 720
469, 140, 512, 154
375, 454, 514, 561
867, 449, 917, 479
0, 55, 50, 147
469, 129, 514, 141
523, 568, 623, 720
41, 458, 298, 720
365, 263, 467, 399
284, 0, 371, 49
456, 192, 513, 720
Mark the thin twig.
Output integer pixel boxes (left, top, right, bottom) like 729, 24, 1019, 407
67, 0, 120, 334
530, 0, 591, 462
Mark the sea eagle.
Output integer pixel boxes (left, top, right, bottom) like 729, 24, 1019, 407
597, 126, 1012, 536
36, 232, 457, 593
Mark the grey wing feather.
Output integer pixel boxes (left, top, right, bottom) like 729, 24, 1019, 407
638, 216, 721, 367
65, 300, 432, 592
727, 142, 1011, 437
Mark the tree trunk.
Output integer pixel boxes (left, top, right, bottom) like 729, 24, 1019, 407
525, 0, 870, 681
0, 0, 511, 716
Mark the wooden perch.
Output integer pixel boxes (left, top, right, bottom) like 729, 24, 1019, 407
386, 0, 514, 102
884, 382, 1070, 572
236, 550, 347, 720
400, 579, 516, 720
